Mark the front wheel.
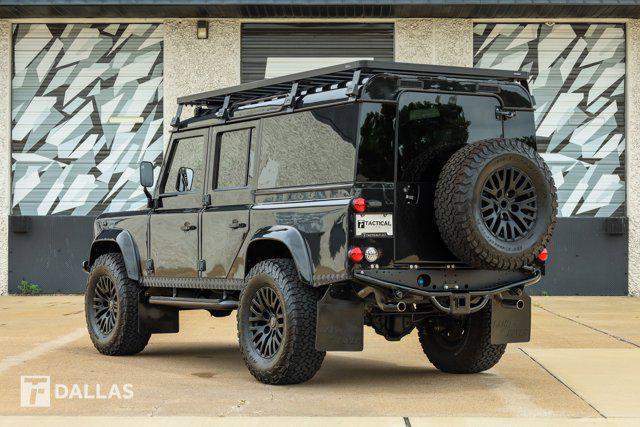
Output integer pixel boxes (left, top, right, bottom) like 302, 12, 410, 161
85, 253, 150, 355
417, 305, 505, 373
237, 258, 325, 384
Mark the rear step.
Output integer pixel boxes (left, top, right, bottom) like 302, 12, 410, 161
148, 296, 239, 310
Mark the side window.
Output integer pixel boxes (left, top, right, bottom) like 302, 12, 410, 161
257, 104, 357, 189
161, 135, 205, 194
357, 102, 396, 182
216, 128, 253, 189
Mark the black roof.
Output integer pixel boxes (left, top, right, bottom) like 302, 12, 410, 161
1, 0, 639, 18
177, 60, 528, 108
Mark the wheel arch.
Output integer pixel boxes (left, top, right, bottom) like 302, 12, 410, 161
245, 226, 314, 284
89, 229, 142, 282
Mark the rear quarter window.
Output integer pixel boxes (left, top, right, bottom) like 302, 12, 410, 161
257, 104, 357, 189
356, 102, 396, 182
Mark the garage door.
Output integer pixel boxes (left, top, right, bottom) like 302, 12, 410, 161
11, 23, 164, 216
241, 23, 394, 83
474, 23, 626, 217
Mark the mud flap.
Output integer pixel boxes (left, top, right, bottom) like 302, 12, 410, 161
490, 292, 531, 344
315, 291, 364, 351
138, 299, 179, 334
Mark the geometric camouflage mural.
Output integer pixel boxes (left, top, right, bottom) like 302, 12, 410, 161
474, 23, 626, 217
11, 23, 163, 216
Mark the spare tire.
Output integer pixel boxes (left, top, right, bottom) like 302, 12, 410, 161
434, 138, 557, 270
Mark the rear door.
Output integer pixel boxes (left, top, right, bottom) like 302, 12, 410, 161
394, 91, 504, 264
149, 128, 208, 277
200, 122, 257, 281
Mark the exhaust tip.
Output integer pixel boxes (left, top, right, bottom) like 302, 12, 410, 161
397, 301, 407, 312
501, 298, 525, 310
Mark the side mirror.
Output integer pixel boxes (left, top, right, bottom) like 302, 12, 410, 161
175, 167, 194, 192
139, 161, 155, 209
140, 161, 155, 188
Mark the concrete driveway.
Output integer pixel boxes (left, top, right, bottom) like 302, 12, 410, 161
0, 295, 639, 425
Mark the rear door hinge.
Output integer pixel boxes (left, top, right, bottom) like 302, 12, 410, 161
202, 194, 211, 206
198, 259, 206, 272
146, 259, 154, 273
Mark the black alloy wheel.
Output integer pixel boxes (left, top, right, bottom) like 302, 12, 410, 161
480, 166, 537, 242
92, 275, 119, 336
249, 287, 285, 358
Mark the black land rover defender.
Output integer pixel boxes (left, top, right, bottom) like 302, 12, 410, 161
83, 61, 556, 384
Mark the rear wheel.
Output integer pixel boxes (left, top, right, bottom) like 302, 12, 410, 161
85, 253, 150, 356
417, 305, 505, 373
237, 258, 325, 385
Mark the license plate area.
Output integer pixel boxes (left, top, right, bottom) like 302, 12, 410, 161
355, 213, 393, 237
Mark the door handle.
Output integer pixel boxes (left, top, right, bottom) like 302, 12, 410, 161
180, 222, 197, 232
496, 107, 516, 120
229, 219, 247, 229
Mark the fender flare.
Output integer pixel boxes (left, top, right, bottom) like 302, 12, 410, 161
89, 229, 142, 282
247, 226, 314, 284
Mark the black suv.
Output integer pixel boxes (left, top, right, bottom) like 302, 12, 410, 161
83, 61, 556, 384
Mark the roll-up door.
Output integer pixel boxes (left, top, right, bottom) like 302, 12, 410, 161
474, 23, 626, 218
11, 23, 164, 216
241, 23, 394, 83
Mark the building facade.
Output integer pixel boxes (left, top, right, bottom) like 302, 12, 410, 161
0, 1, 638, 295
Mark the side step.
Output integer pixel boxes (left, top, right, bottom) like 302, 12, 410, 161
148, 296, 239, 310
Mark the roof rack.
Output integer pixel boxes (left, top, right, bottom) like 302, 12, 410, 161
173, 60, 528, 126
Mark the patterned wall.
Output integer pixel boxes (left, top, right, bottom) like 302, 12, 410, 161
11, 23, 164, 216
474, 23, 626, 217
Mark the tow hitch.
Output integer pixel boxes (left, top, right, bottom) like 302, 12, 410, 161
429, 293, 489, 315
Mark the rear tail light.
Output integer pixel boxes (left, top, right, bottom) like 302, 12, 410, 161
348, 247, 364, 262
352, 197, 367, 213
537, 248, 548, 262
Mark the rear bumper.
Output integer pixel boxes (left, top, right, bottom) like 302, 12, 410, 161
353, 266, 541, 298
354, 267, 540, 315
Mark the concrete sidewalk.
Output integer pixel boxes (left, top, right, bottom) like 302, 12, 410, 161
0, 296, 638, 423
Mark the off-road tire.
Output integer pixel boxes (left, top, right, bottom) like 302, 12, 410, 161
237, 258, 325, 385
435, 138, 557, 270
85, 253, 150, 355
418, 305, 505, 373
